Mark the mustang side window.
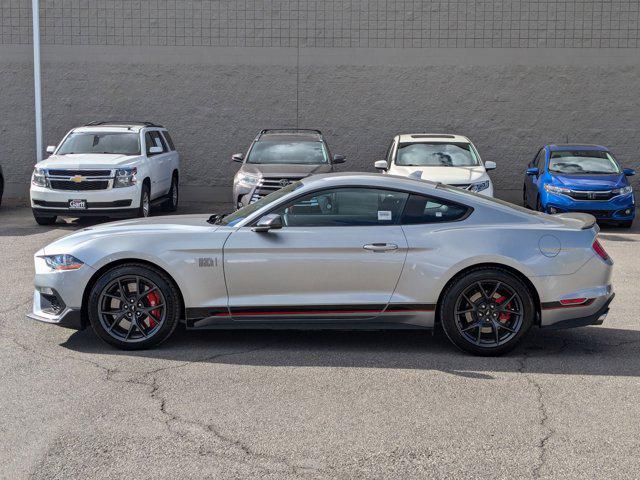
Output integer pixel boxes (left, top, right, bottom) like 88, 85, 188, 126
272, 187, 409, 227
400, 194, 469, 224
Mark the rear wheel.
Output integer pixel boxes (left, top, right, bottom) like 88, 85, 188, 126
33, 211, 57, 225
440, 268, 535, 356
88, 263, 181, 350
163, 175, 179, 212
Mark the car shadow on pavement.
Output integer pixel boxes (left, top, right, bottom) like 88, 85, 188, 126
60, 324, 640, 379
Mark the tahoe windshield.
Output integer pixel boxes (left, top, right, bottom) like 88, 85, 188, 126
247, 140, 329, 165
57, 132, 141, 155
549, 150, 620, 174
217, 181, 302, 226
396, 142, 480, 167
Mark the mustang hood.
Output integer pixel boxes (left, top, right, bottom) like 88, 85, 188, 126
240, 163, 332, 177
36, 154, 141, 170
42, 215, 218, 255
552, 173, 625, 190
388, 165, 487, 185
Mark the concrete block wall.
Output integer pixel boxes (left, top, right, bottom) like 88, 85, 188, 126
1, 1, 640, 204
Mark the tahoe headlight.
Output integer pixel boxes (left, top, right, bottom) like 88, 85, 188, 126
114, 167, 137, 188
544, 184, 571, 195
42, 254, 84, 271
31, 168, 48, 188
236, 173, 260, 188
613, 186, 633, 196
470, 180, 490, 192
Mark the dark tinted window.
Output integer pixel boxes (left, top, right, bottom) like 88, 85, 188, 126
162, 131, 175, 150
400, 194, 469, 224
272, 187, 409, 227
247, 140, 329, 165
145, 131, 167, 156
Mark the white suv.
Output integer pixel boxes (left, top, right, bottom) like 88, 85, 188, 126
374, 134, 496, 196
30, 121, 180, 225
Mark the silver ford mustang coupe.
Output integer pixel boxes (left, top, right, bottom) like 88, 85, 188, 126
29, 173, 614, 355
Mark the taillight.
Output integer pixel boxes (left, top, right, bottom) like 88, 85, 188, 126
592, 239, 609, 262
560, 298, 588, 306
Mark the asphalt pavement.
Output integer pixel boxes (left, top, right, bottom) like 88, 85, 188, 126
1, 204, 639, 479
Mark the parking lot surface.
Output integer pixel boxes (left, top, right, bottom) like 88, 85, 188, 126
1, 205, 639, 479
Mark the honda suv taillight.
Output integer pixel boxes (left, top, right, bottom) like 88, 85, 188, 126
592, 239, 610, 262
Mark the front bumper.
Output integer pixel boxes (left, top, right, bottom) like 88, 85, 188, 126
542, 192, 635, 221
30, 184, 140, 216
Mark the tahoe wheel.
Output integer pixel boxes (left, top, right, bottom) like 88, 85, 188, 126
88, 264, 181, 350
138, 184, 150, 218
163, 175, 179, 212
33, 211, 57, 225
440, 268, 534, 356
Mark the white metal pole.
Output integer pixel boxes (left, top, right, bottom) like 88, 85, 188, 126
32, 0, 43, 162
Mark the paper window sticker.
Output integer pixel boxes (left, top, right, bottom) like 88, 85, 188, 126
378, 210, 392, 221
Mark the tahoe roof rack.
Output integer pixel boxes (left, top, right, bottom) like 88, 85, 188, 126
84, 121, 164, 128
410, 134, 457, 139
257, 128, 323, 139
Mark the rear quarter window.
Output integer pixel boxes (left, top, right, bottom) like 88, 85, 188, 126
400, 194, 470, 224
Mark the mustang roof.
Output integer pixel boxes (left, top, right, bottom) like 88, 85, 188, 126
548, 144, 609, 152
300, 172, 439, 189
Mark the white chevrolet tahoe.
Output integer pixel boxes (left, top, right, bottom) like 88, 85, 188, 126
30, 122, 180, 225
374, 134, 496, 196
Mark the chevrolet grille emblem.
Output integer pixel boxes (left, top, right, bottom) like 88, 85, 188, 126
70, 175, 86, 183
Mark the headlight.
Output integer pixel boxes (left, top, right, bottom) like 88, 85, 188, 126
114, 167, 137, 188
32, 168, 48, 188
236, 173, 260, 188
544, 184, 571, 195
613, 186, 633, 196
42, 254, 84, 271
469, 180, 490, 192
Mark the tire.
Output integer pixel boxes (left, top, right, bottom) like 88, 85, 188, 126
33, 210, 57, 225
440, 268, 535, 356
536, 196, 543, 213
619, 220, 633, 228
163, 174, 179, 212
87, 263, 181, 350
137, 183, 151, 218
522, 186, 529, 209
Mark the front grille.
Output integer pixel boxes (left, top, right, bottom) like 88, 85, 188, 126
48, 169, 111, 177
250, 177, 303, 203
581, 210, 614, 218
50, 180, 110, 191
567, 190, 615, 201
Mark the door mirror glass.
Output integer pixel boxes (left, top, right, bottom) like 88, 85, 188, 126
149, 145, 163, 154
252, 213, 283, 232
623, 168, 636, 176
332, 154, 346, 164
526, 167, 539, 176
374, 160, 388, 170
232, 153, 244, 162
46, 145, 56, 154
484, 161, 497, 171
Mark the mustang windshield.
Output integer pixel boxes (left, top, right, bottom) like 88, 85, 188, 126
57, 132, 141, 155
396, 142, 480, 167
549, 150, 620, 174
247, 141, 329, 165
218, 181, 302, 226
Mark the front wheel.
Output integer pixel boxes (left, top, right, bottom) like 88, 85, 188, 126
33, 210, 57, 225
87, 263, 181, 349
137, 184, 150, 218
163, 175, 179, 212
440, 268, 535, 356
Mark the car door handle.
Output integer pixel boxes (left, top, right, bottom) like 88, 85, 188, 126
363, 243, 398, 252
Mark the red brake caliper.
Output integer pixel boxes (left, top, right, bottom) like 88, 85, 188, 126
146, 291, 161, 328
495, 295, 511, 323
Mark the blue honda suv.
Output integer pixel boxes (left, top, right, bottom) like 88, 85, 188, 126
523, 144, 635, 227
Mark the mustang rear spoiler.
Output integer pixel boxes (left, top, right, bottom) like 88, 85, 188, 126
553, 212, 598, 230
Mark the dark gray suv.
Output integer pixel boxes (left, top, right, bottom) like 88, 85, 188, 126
231, 129, 345, 208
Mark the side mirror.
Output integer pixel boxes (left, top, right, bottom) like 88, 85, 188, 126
332, 154, 346, 164
232, 153, 244, 163
46, 145, 56, 154
623, 168, 636, 176
526, 167, 539, 176
252, 214, 283, 233
149, 146, 163, 154
374, 160, 388, 171
484, 161, 497, 171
